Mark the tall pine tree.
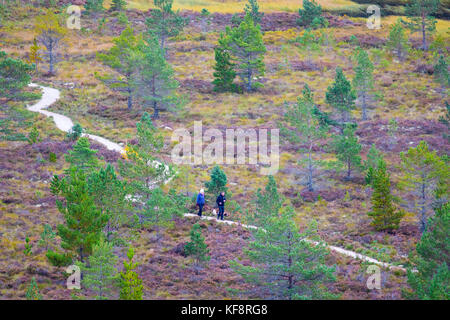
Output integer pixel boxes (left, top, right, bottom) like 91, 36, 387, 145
404, 0, 440, 50
325, 67, 356, 126
352, 47, 374, 121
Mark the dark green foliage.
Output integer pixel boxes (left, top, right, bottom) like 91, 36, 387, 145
184, 223, 210, 268
132, 36, 179, 118
404, 0, 440, 50
205, 165, 227, 200
65, 137, 99, 173
38, 224, 56, 250
297, 0, 328, 28
352, 47, 374, 120
66, 123, 83, 141
111, 0, 126, 11
222, 14, 266, 92
145, 0, 188, 51
50, 167, 108, 263
433, 54, 449, 88
88, 164, 128, 241
406, 203, 449, 299
230, 207, 337, 299
244, 0, 264, 24
97, 27, 139, 111
84, 0, 104, 15
368, 160, 405, 231
46, 250, 72, 267
26, 277, 42, 300
0, 51, 34, 102
331, 125, 362, 180
119, 247, 143, 300
49, 152, 57, 163
363, 144, 384, 185
387, 18, 409, 61
24, 236, 32, 256
326, 67, 356, 125
212, 34, 237, 92
249, 175, 283, 227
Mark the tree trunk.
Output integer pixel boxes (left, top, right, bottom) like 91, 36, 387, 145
421, 13, 427, 50
307, 145, 314, 192
361, 91, 367, 121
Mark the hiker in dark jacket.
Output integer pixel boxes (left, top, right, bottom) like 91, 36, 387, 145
216, 192, 226, 220
196, 189, 205, 217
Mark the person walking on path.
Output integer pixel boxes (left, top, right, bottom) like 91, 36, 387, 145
216, 191, 226, 221
196, 189, 205, 217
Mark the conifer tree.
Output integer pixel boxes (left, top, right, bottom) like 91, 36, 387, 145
249, 175, 284, 227
281, 85, 328, 191
406, 203, 449, 300
65, 137, 99, 173
184, 223, 210, 270
352, 48, 374, 121
26, 277, 42, 300
35, 10, 66, 74
363, 143, 384, 185
404, 0, 440, 50
205, 165, 227, 200
368, 159, 405, 231
132, 36, 179, 118
49, 167, 108, 263
386, 19, 409, 61
0, 51, 35, 102
111, 0, 126, 11
145, 0, 188, 52
78, 239, 118, 300
84, 0, 104, 16
325, 67, 356, 126
88, 164, 128, 242
38, 224, 56, 250
119, 247, 143, 300
244, 0, 264, 24
230, 206, 337, 300
433, 54, 449, 88
223, 14, 266, 92
66, 123, 83, 141
212, 34, 236, 92
97, 27, 140, 111
297, 0, 327, 28
331, 125, 362, 180
399, 140, 449, 233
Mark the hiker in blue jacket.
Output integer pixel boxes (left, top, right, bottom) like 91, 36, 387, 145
216, 192, 226, 221
196, 189, 205, 217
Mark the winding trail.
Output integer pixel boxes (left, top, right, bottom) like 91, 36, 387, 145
27, 83, 408, 273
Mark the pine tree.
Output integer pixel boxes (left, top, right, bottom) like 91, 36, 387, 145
205, 165, 227, 200
0, 51, 35, 101
97, 27, 140, 111
88, 164, 128, 242
404, 0, 440, 50
49, 167, 108, 263
23, 236, 32, 256
78, 239, 118, 300
368, 159, 405, 231
281, 85, 328, 191
399, 140, 449, 233
433, 54, 449, 88
65, 137, 99, 173
331, 125, 362, 180
84, 0, 104, 16
66, 123, 83, 141
111, 0, 126, 11
386, 18, 409, 61
352, 47, 374, 121
230, 206, 337, 299
145, 0, 188, 52
38, 224, 56, 250
27, 126, 39, 145
249, 175, 284, 227
297, 0, 327, 28
325, 67, 356, 125
363, 143, 384, 185
119, 247, 143, 300
184, 223, 210, 270
132, 36, 179, 118
223, 14, 266, 92
26, 277, 42, 300
212, 33, 236, 92
35, 10, 66, 74
27, 38, 42, 72
405, 203, 449, 300
118, 113, 180, 230
244, 0, 264, 24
